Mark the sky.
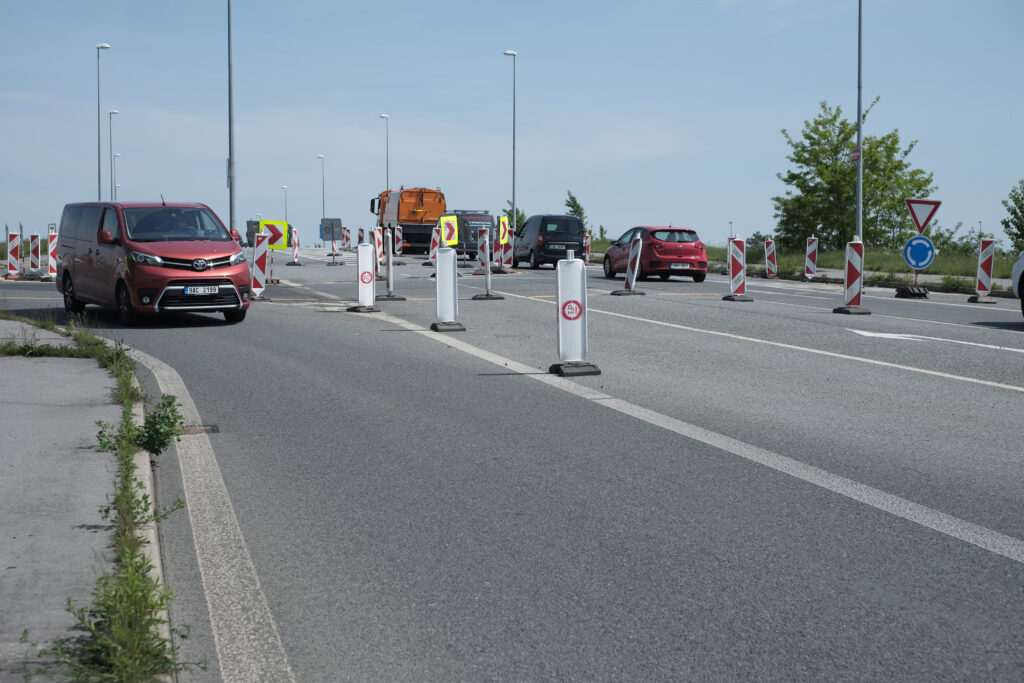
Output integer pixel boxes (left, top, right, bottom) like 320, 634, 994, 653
2, 0, 1022, 248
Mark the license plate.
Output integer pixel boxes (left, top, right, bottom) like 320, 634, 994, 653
549, 244, 566, 250
670, 263, 691, 270
184, 285, 219, 295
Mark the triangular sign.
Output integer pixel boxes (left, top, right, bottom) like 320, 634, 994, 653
905, 199, 941, 235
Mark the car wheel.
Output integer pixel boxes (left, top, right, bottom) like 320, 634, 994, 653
62, 275, 85, 314
659, 273, 670, 281
692, 272, 707, 283
117, 283, 137, 326
529, 250, 539, 269
224, 309, 246, 323
603, 256, 616, 279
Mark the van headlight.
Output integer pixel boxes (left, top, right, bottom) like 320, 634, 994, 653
230, 250, 247, 266
130, 251, 163, 267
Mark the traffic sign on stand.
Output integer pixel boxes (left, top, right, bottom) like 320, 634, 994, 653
260, 220, 287, 249
905, 199, 940, 235
903, 235, 935, 270
440, 216, 458, 246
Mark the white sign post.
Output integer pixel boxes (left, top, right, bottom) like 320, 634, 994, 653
550, 251, 600, 376
347, 242, 378, 312
430, 247, 465, 331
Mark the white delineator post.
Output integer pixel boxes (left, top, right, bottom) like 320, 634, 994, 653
6, 232, 19, 279
550, 251, 600, 376
430, 246, 465, 331
805, 236, 818, 280
30, 234, 40, 272
969, 238, 997, 303
347, 242, 377, 312
374, 227, 384, 275
584, 232, 591, 263
612, 233, 644, 296
833, 239, 870, 314
394, 226, 403, 256
477, 227, 488, 270
765, 239, 777, 278
250, 233, 268, 299
723, 238, 752, 302
47, 230, 58, 280
428, 225, 440, 264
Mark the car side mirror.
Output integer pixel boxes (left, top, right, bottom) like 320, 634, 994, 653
231, 229, 241, 242
98, 230, 116, 244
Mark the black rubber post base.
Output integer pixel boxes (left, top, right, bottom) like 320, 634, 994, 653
285, 261, 303, 266
375, 294, 407, 301
967, 295, 997, 304
895, 286, 929, 298
722, 294, 753, 302
549, 361, 602, 377
832, 305, 871, 315
611, 289, 645, 296
346, 305, 377, 313
472, 294, 504, 300
430, 322, 466, 332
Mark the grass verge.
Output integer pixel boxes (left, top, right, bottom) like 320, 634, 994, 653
1, 312, 198, 680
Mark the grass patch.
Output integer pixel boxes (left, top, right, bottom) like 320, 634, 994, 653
1, 312, 198, 680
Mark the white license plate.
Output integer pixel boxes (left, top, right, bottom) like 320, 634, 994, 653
670, 262, 691, 270
185, 285, 219, 295
549, 244, 566, 250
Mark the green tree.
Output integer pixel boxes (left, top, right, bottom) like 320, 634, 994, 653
772, 99, 936, 251
1000, 179, 1024, 253
565, 190, 587, 228
503, 200, 526, 232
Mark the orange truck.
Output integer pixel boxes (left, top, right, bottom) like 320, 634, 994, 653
370, 187, 446, 253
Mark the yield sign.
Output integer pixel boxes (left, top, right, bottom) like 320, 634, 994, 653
259, 220, 288, 249
905, 199, 940, 235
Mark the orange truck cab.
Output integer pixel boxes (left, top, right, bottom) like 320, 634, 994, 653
370, 187, 446, 253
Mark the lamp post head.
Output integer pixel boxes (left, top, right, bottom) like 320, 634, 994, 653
317, 154, 325, 159
96, 43, 111, 50
114, 153, 120, 158
379, 113, 389, 120
504, 50, 517, 56
109, 109, 119, 116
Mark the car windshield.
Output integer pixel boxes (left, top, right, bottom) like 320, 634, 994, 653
651, 230, 699, 243
542, 218, 583, 236
123, 207, 230, 242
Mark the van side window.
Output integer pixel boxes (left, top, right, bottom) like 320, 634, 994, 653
101, 208, 119, 240
76, 206, 103, 241
59, 206, 84, 239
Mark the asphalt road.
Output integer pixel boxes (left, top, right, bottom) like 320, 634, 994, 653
3, 251, 1023, 681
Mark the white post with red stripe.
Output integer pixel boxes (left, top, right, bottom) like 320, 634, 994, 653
550, 251, 599, 376
6, 232, 19, 279
47, 230, 57, 280
804, 236, 818, 280
347, 242, 377, 312
287, 229, 301, 265
583, 232, 591, 263
723, 238, 752, 301
341, 225, 351, 250
611, 234, 645, 296
29, 234, 40, 272
477, 227, 488, 270
250, 233, 268, 299
428, 225, 441, 264
765, 239, 777, 278
969, 238, 997, 303
833, 239, 870, 314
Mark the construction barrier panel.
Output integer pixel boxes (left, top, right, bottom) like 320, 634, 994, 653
47, 231, 57, 279
625, 234, 643, 290
30, 235, 40, 271
975, 238, 995, 297
7, 233, 19, 278
765, 239, 777, 278
288, 229, 301, 265
477, 227, 488, 270
584, 232, 591, 263
394, 226, 403, 255
429, 225, 441, 264
342, 225, 351, 250
805, 236, 818, 280
833, 240, 870, 314
723, 238, 752, 301
251, 233, 268, 298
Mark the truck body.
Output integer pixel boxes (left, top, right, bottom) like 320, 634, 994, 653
370, 187, 446, 253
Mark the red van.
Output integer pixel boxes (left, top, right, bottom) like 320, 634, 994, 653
55, 201, 250, 324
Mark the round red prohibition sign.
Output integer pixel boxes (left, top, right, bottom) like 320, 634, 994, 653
561, 299, 583, 321
360, 271, 373, 284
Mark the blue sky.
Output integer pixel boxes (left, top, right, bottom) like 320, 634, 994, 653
2, 0, 1022, 248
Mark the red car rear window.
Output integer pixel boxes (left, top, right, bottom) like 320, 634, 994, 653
651, 230, 699, 243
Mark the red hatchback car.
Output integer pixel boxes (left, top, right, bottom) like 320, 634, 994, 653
55, 201, 250, 325
603, 226, 708, 282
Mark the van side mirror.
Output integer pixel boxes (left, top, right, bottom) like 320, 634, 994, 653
98, 230, 116, 244
231, 229, 241, 242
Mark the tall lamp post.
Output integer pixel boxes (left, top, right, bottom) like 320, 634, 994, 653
281, 186, 288, 225
504, 50, 517, 236
316, 154, 326, 219
108, 110, 119, 200
113, 154, 120, 200
96, 43, 111, 200
378, 114, 389, 191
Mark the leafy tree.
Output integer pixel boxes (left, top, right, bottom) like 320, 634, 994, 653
565, 190, 587, 227
1000, 179, 1024, 253
598, 225, 606, 240
503, 200, 526, 233
745, 230, 773, 262
772, 99, 936, 251
929, 221, 999, 256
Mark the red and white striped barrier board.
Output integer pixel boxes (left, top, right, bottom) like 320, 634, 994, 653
375, 227, 383, 264
29, 235, 40, 271
583, 232, 591, 263
477, 227, 488, 270
291, 229, 300, 263
48, 231, 57, 279
624, 234, 643, 291
765, 239, 777, 278
251, 233, 268, 297
843, 240, 864, 307
341, 225, 351, 250
394, 226, 403, 255
358, 228, 366, 245
429, 225, 441, 264
805, 236, 818, 279
975, 238, 995, 297
501, 237, 512, 269
7, 233, 19, 278
728, 238, 746, 296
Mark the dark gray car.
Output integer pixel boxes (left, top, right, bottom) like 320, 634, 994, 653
512, 214, 586, 269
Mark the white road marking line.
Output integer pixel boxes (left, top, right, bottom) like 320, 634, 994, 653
126, 349, 296, 683
370, 311, 1024, 566
848, 328, 1024, 353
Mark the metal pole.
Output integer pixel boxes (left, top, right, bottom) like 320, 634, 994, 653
113, 154, 120, 200
855, 0, 863, 243
506, 51, 517, 240
96, 44, 110, 201
282, 186, 288, 225
318, 154, 326, 219
228, 0, 236, 233
108, 110, 118, 200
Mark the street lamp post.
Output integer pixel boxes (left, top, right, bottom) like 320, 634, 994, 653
316, 154, 326, 219
108, 110, 119, 200
96, 43, 111, 201
504, 50, 517, 235
282, 186, 288, 225
113, 154, 120, 200
379, 114, 389, 191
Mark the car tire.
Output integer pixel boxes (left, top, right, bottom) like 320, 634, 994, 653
512, 255, 519, 269
224, 309, 246, 323
659, 273, 670, 281
692, 272, 707, 283
603, 256, 616, 279
116, 283, 137, 327
62, 275, 85, 314
529, 250, 539, 269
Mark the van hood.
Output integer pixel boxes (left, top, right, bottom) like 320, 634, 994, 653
130, 241, 242, 259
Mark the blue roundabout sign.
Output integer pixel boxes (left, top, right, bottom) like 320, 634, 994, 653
903, 235, 936, 270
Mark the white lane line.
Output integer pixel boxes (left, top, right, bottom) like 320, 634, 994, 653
848, 329, 1024, 354
493, 290, 1024, 394
127, 349, 296, 683
370, 311, 1024, 566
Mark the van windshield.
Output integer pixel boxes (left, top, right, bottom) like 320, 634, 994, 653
123, 207, 230, 242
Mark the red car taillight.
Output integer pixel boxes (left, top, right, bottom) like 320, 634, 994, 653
537, 234, 544, 246
695, 240, 705, 250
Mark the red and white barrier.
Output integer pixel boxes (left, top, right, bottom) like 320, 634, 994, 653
291, 229, 300, 264
723, 238, 751, 301
358, 227, 366, 246
6, 233, 19, 279
765, 239, 777, 278
428, 225, 441, 264
29, 234, 40, 271
584, 232, 591, 263
374, 227, 383, 265
394, 226, 403, 255
805, 236, 818, 280
833, 240, 870, 314
251, 233, 268, 298
975, 238, 994, 297
477, 227, 488, 270
624, 234, 642, 290
341, 225, 351, 250
47, 231, 57, 279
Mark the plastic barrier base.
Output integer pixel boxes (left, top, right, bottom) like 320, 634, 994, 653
285, 261, 304, 266
967, 294, 997, 304
895, 286, 929, 298
723, 294, 753, 302
611, 289, 645, 296
326, 262, 344, 267
549, 361, 601, 377
375, 294, 407, 301
472, 293, 504, 301
346, 305, 377, 313
832, 305, 871, 315
430, 322, 465, 332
